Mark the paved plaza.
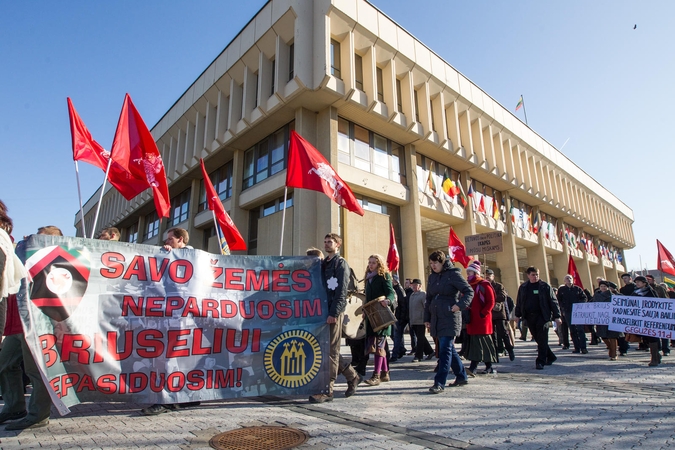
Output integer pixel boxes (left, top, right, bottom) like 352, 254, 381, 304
1, 332, 674, 449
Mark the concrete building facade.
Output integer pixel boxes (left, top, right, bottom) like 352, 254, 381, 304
76, 0, 635, 297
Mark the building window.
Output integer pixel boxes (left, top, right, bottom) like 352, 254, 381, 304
376, 67, 384, 102
337, 117, 406, 184
242, 122, 295, 190
253, 71, 259, 107
414, 89, 420, 123
127, 223, 138, 243
357, 197, 388, 215
247, 194, 294, 256
270, 58, 276, 96
288, 43, 294, 81
330, 39, 341, 79
430, 100, 435, 131
199, 161, 233, 212
354, 53, 363, 91
396, 79, 402, 113
171, 189, 190, 226
203, 226, 216, 251
145, 211, 160, 240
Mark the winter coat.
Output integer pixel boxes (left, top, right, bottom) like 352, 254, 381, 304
408, 290, 427, 325
490, 280, 508, 321
393, 283, 407, 321
619, 282, 636, 296
592, 289, 624, 339
364, 272, 396, 337
556, 284, 588, 319
515, 280, 561, 321
322, 254, 351, 317
467, 278, 495, 335
424, 261, 474, 338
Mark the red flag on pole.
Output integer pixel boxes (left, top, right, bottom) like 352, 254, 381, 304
657, 239, 675, 277
286, 130, 364, 216
200, 159, 246, 251
567, 255, 584, 289
448, 227, 472, 268
387, 223, 400, 272
111, 94, 170, 218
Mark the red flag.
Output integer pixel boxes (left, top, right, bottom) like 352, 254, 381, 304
448, 227, 472, 268
567, 255, 584, 289
68, 98, 108, 170
200, 159, 246, 251
387, 223, 400, 272
657, 239, 675, 277
477, 195, 486, 213
111, 94, 170, 218
286, 130, 364, 216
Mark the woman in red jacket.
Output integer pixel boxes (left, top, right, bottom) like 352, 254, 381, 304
465, 261, 498, 376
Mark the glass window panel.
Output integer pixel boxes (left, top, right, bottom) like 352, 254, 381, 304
243, 149, 254, 189
270, 129, 285, 175
354, 54, 363, 91
373, 134, 388, 178
256, 139, 269, 182
353, 125, 370, 161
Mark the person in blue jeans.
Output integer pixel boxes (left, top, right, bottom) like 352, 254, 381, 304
423, 251, 474, 393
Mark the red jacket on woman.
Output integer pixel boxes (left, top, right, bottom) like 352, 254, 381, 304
466, 277, 495, 335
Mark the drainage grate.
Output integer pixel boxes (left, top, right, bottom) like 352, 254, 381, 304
209, 426, 309, 450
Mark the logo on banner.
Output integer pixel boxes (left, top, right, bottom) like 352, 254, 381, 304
264, 329, 322, 388
25, 245, 91, 322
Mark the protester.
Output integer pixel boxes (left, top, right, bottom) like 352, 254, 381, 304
1, 225, 58, 430
486, 269, 514, 361
556, 275, 589, 354
646, 274, 670, 356
619, 273, 636, 296
633, 276, 661, 366
362, 254, 396, 386
592, 281, 623, 360
409, 278, 434, 362
308, 233, 361, 403
391, 276, 410, 362
424, 251, 473, 394
515, 267, 562, 370
464, 261, 498, 376
97, 227, 120, 241
390, 274, 407, 363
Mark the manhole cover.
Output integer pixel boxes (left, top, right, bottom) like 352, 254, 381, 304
210, 426, 309, 450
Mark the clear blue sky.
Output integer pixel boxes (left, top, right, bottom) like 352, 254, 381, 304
1, 1, 672, 272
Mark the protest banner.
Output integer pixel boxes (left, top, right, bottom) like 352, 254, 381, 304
608, 295, 675, 339
17, 235, 329, 415
571, 302, 611, 325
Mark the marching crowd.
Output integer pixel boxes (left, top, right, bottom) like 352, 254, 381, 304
0, 196, 671, 429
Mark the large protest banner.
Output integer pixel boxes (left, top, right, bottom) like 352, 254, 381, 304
17, 235, 330, 415
608, 295, 675, 339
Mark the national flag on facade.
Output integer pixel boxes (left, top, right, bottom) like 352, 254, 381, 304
492, 197, 500, 220
448, 227, 472, 268
442, 169, 459, 197
657, 239, 675, 277
532, 212, 539, 234
386, 223, 400, 273
200, 159, 246, 252
664, 276, 675, 289
515, 96, 523, 111
426, 164, 438, 197
467, 184, 475, 198
458, 180, 468, 207
286, 130, 364, 216
477, 194, 486, 214
111, 94, 171, 218
567, 255, 584, 290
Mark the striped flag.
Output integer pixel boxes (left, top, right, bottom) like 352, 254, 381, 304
515, 96, 523, 111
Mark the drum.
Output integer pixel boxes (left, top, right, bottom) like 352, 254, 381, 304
362, 296, 397, 332
342, 292, 366, 339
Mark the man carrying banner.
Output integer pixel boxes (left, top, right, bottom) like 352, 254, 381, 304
97, 227, 120, 241
309, 233, 361, 403
515, 267, 562, 370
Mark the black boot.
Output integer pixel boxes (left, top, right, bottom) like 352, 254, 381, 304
648, 342, 662, 366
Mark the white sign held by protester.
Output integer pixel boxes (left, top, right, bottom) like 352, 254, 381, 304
608, 295, 675, 339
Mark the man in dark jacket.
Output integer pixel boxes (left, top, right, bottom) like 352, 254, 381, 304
515, 266, 562, 370
424, 251, 473, 393
619, 273, 636, 296
309, 233, 360, 403
556, 275, 588, 354
390, 275, 408, 362
486, 269, 514, 361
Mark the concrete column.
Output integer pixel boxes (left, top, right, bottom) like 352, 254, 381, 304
495, 228, 520, 299
526, 236, 550, 284
400, 143, 424, 282
229, 148, 249, 254
187, 178, 202, 247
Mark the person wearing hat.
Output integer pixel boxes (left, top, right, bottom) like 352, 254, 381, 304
632, 276, 662, 366
409, 278, 434, 362
592, 280, 623, 360
514, 266, 562, 370
485, 269, 515, 361
619, 273, 636, 296
464, 261, 498, 376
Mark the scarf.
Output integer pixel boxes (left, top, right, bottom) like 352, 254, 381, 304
0, 229, 26, 298
468, 275, 486, 304
366, 271, 378, 283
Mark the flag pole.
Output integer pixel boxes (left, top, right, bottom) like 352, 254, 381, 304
74, 161, 87, 238
279, 186, 288, 256
211, 210, 226, 255
90, 156, 113, 238
521, 94, 529, 126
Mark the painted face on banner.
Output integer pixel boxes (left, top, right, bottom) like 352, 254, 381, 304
25, 245, 91, 322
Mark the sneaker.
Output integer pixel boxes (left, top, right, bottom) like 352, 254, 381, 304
411, 358, 420, 363
345, 375, 361, 398
141, 404, 173, 416
4, 417, 49, 431
448, 378, 468, 387
466, 369, 476, 378
425, 354, 435, 360
0, 411, 27, 424
581, 349, 588, 354
308, 393, 333, 403
428, 384, 445, 394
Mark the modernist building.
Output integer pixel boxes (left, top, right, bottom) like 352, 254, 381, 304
76, 0, 635, 297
